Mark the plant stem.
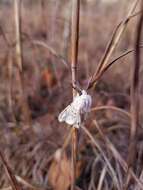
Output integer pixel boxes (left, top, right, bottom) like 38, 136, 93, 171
125, 1, 143, 189
71, 0, 80, 189
14, 0, 31, 127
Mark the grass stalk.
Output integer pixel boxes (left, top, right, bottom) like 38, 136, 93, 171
70, 0, 80, 189
125, 1, 143, 188
90, 45, 143, 85
14, 0, 22, 72
14, 0, 31, 127
88, 0, 139, 89
128, 0, 143, 168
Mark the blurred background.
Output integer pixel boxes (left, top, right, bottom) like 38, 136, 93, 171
0, 0, 142, 190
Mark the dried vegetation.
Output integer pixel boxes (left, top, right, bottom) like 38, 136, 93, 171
0, 0, 143, 190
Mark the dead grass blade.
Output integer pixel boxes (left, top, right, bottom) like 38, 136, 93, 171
0, 26, 11, 48
97, 165, 107, 190
90, 45, 143, 84
15, 175, 45, 190
32, 40, 69, 68
115, 161, 124, 190
0, 151, 20, 190
88, 155, 101, 190
87, 0, 139, 89
93, 119, 143, 190
81, 126, 121, 190
135, 170, 143, 190
7, 51, 16, 123
91, 105, 131, 118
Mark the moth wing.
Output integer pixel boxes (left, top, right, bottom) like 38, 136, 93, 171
58, 105, 81, 126
58, 105, 71, 122
66, 109, 81, 126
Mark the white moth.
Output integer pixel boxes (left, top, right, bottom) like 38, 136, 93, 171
58, 90, 92, 128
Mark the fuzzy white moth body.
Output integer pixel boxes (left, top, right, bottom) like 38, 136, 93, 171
58, 90, 92, 128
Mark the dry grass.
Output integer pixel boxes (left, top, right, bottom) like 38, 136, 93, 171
0, 0, 143, 190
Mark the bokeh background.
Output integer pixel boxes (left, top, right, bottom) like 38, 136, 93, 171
0, 0, 142, 190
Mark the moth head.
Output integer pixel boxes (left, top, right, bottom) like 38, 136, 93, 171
72, 84, 82, 95
81, 90, 87, 95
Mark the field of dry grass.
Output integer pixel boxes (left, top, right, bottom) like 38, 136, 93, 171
0, 0, 143, 190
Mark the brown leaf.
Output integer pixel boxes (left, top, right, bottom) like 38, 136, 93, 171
48, 149, 83, 190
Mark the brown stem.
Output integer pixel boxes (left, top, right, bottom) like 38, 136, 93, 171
125, 1, 143, 189
71, 0, 80, 94
71, 0, 80, 190
128, 3, 143, 167
14, 0, 31, 127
